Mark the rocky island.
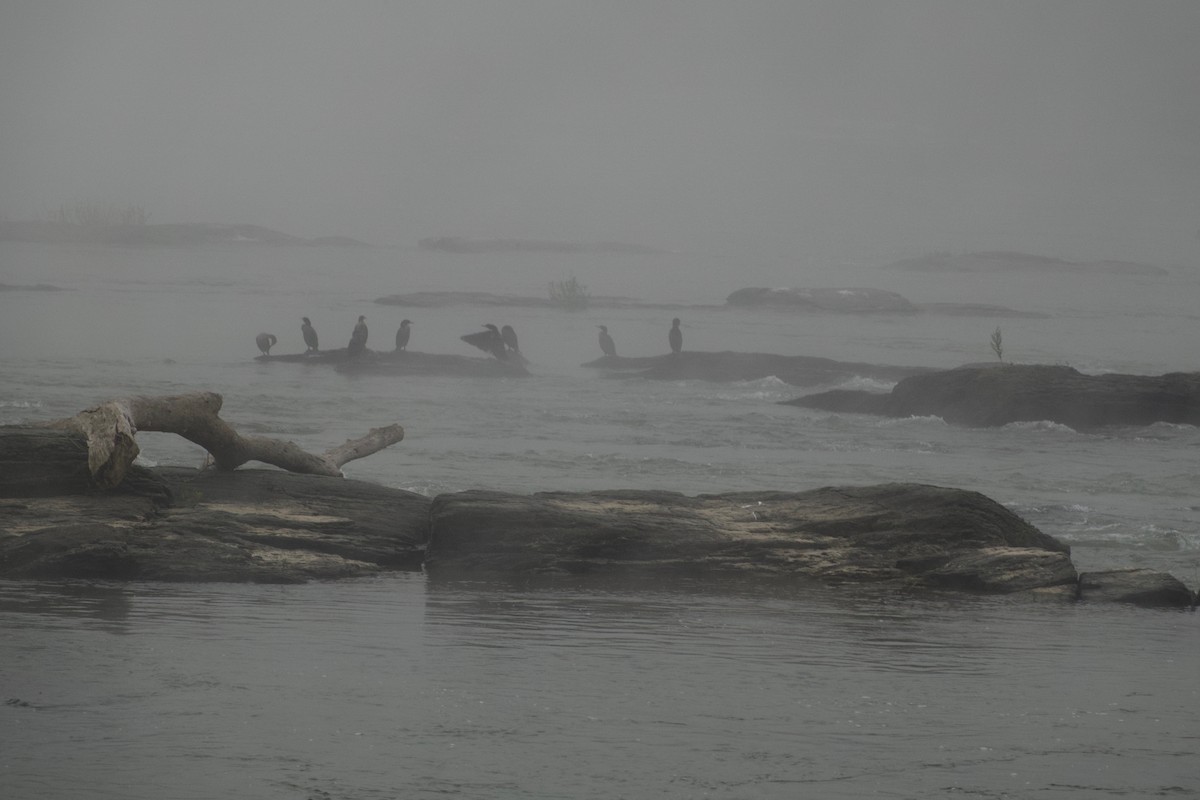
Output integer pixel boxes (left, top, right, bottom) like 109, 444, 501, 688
785, 363, 1200, 429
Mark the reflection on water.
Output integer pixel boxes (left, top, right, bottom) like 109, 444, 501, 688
2, 577, 1196, 799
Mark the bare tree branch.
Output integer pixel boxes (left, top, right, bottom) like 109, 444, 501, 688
46, 391, 403, 489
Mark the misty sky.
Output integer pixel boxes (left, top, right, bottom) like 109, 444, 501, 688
2, 1, 1197, 263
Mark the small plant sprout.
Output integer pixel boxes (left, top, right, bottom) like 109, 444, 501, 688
548, 275, 590, 311
990, 326, 1004, 363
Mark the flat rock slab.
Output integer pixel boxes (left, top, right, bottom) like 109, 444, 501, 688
426, 483, 1082, 596
786, 364, 1200, 429
255, 348, 530, 377
582, 351, 932, 387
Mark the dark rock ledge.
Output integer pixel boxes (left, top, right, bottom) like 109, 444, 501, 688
785, 363, 1200, 429
0, 428, 1193, 606
254, 348, 531, 378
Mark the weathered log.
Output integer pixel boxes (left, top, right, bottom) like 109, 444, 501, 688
44, 391, 403, 489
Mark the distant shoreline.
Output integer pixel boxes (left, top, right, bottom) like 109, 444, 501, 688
0, 220, 369, 247
418, 235, 666, 256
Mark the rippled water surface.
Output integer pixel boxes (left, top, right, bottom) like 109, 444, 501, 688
3, 578, 1198, 799
2, 241, 1199, 797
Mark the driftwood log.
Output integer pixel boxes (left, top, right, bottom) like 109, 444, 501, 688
44, 391, 403, 489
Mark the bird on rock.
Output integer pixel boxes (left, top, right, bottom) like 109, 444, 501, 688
348, 315, 368, 357
597, 325, 616, 358
461, 324, 508, 360
501, 324, 520, 354
301, 317, 319, 353
256, 332, 277, 356
395, 319, 412, 351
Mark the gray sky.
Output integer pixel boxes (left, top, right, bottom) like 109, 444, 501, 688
2, 0, 1197, 262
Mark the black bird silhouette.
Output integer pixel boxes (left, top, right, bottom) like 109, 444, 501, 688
461, 324, 508, 360
395, 319, 412, 351
501, 324, 519, 354
597, 325, 616, 357
301, 317, 319, 353
668, 317, 682, 354
348, 315, 368, 356
256, 332, 277, 355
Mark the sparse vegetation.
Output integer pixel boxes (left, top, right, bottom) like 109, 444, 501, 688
40, 200, 148, 226
548, 275, 590, 311
990, 326, 1005, 362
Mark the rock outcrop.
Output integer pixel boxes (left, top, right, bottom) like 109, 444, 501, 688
582, 351, 932, 387
785, 364, 1200, 429
425, 484, 1080, 595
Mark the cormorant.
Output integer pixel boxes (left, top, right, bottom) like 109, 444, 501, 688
348, 315, 368, 357
597, 325, 616, 357
256, 332, 277, 356
395, 319, 412, 351
461, 324, 508, 360
669, 317, 682, 354
501, 324, 519, 354
301, 317, 319, 353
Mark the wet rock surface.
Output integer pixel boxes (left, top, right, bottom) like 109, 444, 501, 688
424, 484, 1085, 597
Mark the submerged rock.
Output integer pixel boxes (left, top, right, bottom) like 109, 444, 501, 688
1077, 569, 1196, 607
786, 364, 1200, 429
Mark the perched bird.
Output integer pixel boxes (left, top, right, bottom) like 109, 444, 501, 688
669, 317, 683, 354
301, 317, 319, 353
461, 323, 508, 360
395, 319, 412, 351
501, 324, 520, 354
348, 315, 369, 357
256, 332, 277, 356
597, 325, 616, 358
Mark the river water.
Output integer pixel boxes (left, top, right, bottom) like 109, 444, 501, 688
1, 240, 1198, 797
